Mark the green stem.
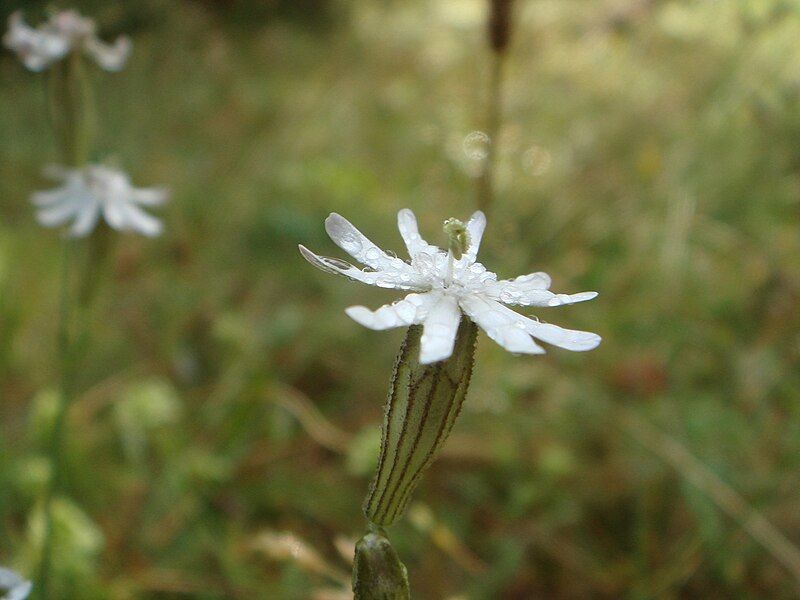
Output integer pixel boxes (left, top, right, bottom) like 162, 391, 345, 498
36, 240, 76, 600
47, 51, 94, 168
36, 49, 93, 600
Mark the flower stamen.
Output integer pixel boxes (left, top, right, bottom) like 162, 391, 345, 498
443, 218, 470, 260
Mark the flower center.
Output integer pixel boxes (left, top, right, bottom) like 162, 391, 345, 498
443, 218, 470, 260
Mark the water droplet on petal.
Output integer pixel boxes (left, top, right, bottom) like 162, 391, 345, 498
364, 247, 381, 262
469, 263, 486, 274
547, 294, 572, 307
340, 233, 362, 255
395, 302, 416, 321
499, 290, 515, 303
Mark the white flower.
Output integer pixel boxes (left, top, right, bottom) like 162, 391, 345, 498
300, 209, 601, 364
3, 10, 131, 72
0, 566, 32, 600
32, 164, 168, 238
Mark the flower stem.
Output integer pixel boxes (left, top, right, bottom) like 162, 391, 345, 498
476, 51, 506, 216
36, 49, 92, 600
477, 0, 515, 216
35, 238, 76, 600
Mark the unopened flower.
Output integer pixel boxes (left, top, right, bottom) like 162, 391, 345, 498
32, 164, 167, 238
300, 209, 600, 364
0, 566, 32, 600
3, 10, 131, 72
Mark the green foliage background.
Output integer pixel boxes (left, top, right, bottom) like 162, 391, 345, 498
1, 0, 800, 597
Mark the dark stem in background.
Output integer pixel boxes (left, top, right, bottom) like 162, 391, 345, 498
477, 0, 515, 216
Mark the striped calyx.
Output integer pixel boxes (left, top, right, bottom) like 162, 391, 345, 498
364, 317, 478, 526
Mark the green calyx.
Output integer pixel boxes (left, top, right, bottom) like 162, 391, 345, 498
363, 317, 478, 527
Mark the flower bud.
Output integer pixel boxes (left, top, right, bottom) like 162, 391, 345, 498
352, 525, 410, 600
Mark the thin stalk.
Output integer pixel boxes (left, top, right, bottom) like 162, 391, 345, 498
476, 50, 507, 216
477, 0, 515, 215
36, 239, 76, 600
35, 49, 93, 600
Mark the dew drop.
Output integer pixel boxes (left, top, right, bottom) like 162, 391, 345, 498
463, 131, 490, 161
499, 290, 515, 303
364, 247, 382, 262
547, 294, 572, 307
395, 303, 416, 321
340, 233, 363, 255
469, 263, 486, 274
522, 145, 552, 176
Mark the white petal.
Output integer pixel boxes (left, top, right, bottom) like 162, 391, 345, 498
84, 35, 131, 71
325, 213, 413, 274
503, 271, 552, 290
31, 189, 68, 207
397, 209, 440, 259
459, 295, 545, 355
68, 204, 100, 237
419, 293, 461, 364
119, 202, 162, 237
486, 274, 596, 307
8, 580, 33, 600
525, 320, 601, 351
3, 12, 69, 71
545, 291, 598, 307
463, 295, 600, 353
102, 199, 127, 231
462, 210, 486, 264
345, 292, 436, 330
299, 244, 426, 290
0, 566, 32, 600
130, 187, 169, 206
35, 198, 82, 227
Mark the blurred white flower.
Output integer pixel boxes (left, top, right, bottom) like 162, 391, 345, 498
32, 164, 167, 238
0, 566, 32, 600
3, 10, 131, 72
300, 209, 600, 364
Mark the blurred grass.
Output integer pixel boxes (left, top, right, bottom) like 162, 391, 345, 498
1, 0, 800, 598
